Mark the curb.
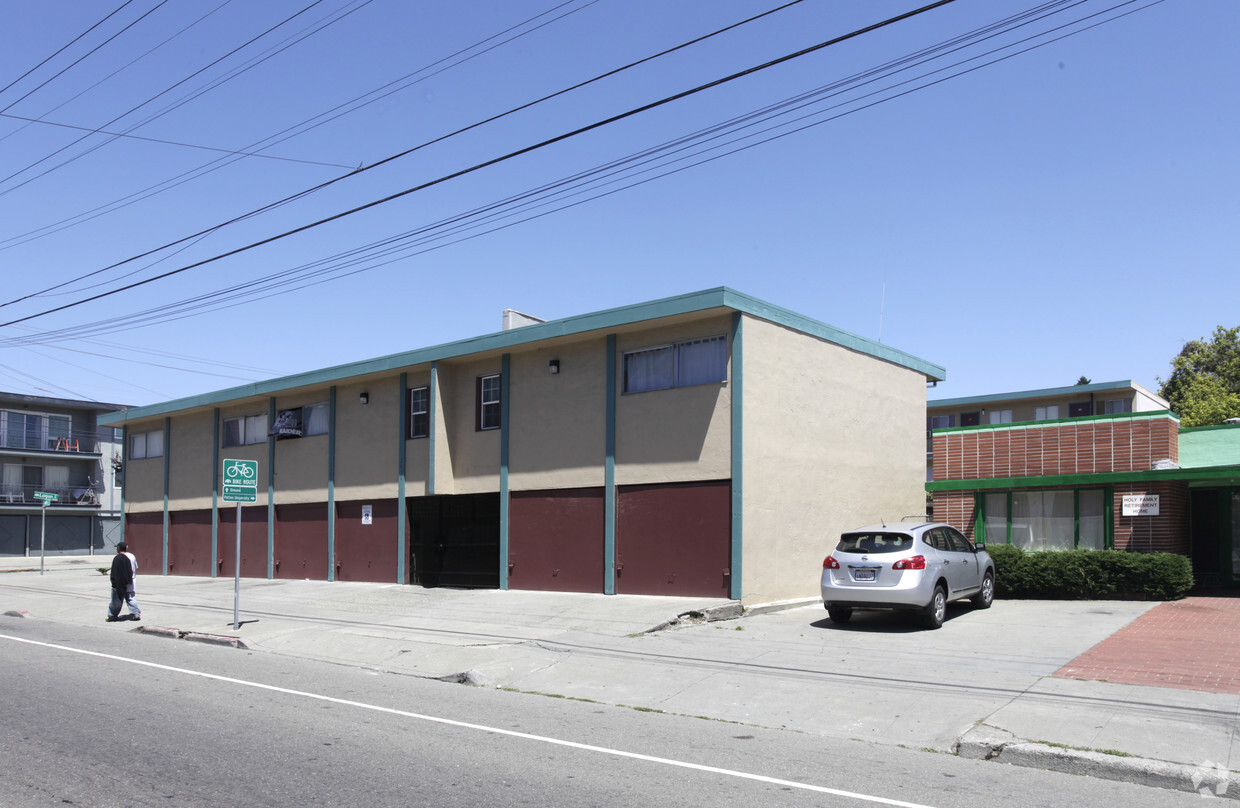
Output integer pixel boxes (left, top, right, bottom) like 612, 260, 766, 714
137, 625, 247, 649
956, 725, 1237, 799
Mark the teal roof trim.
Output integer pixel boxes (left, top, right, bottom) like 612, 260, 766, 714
929, 380, 1145, 409
101, 287, 944, 424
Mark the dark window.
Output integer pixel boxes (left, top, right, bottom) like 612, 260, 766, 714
960, 411, 981, 427
408, 387, 429, 439
1069, 401, 1092, 418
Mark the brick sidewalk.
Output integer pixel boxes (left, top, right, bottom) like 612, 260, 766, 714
1055, 597, 1240, 694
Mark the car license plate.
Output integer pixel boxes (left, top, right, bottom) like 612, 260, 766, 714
854, 569, 876, 582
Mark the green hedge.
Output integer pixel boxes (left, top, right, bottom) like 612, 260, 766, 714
986, 544, 1194, 601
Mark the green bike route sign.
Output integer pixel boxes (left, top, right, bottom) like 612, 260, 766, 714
222, 459, 258, 503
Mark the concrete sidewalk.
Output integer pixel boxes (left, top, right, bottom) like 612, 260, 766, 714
2, 554, 1237, 799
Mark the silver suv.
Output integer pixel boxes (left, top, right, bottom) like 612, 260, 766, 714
821, 521, 994, 629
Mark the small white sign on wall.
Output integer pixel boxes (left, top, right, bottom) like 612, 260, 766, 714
1122, 494, 1160, 517
361, 505, 373, 525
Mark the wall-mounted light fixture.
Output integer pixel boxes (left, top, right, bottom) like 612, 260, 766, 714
359, 392, 369, 405
549, 359, 560, 375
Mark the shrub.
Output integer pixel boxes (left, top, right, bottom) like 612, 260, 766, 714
985, 544, 1193, 601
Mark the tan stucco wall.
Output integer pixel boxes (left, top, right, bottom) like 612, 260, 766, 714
614, 316, 732, 486
436, 357, 502, 494
167, 411, 216, 510
122, 419, 167, 513
270, 394, 330, 504
740, 316, 927, 605
333, 378, 401, 501
508, 337, 606, 491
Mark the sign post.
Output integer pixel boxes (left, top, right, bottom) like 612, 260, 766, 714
33, 491, 58, 575
222, 460, 258, 630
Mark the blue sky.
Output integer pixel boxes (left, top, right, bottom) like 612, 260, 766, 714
1, 0, 1235, 406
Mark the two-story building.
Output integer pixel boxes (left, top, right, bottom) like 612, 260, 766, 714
100, 288, 945, 604
0, 392, 125, 556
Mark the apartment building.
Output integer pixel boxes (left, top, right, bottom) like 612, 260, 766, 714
100, 288, 945, 604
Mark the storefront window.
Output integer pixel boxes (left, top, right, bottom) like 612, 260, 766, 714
983, 493, 1008, 545
982, 488, 1109, 550
1078, 490, 1105, 550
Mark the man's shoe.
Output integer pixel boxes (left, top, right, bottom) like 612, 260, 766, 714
131, 615, 141, 621
105, 617, 118, 622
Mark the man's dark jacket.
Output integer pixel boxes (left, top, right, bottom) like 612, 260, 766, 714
110, 553, 134, 590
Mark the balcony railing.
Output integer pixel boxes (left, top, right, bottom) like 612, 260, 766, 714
0, 483, 101, 506
0, 437, 105, 454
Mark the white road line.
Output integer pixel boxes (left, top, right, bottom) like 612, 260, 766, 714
1, 633, 938, 808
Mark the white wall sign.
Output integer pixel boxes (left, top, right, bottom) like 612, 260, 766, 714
1122, 494, 1160, 517
361, 505, 372, 525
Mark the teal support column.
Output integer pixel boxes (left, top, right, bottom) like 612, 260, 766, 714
499, 353, 511, 590
162, 417, 170, 576
604, 334, 617, 595
211, 408, 219, 578
327, 387, 337, 581
428, 362, 438, 495
397, 375, 407, 585
118, 427, 127, 544
267, 398, 276, 579
729, 313, 743, 600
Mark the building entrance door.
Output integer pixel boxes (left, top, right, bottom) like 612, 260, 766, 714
408, 493, 500, 588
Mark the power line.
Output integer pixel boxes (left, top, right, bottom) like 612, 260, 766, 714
0, 0, 951, 329
0, 0, 793, 298
0, 111, 357, 169
0, 0, 334, 195
2, 0, 1159, 346
0, 0, 165, 113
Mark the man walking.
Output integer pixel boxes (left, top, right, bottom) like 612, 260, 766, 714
106, 542, 141, 622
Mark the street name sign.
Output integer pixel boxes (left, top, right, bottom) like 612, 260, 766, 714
222, 459, 258, 503
32, 491, 58, 503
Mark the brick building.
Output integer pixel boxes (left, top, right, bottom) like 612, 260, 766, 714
927, 393, 1240, 587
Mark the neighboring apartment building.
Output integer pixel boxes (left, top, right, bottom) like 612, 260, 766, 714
926, 380, 1169, 482
927, 382, 1240, 588
99, 288, 945, 605
0, 392, 126, 556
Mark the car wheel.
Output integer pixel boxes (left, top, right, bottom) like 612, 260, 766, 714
922, 585, 947, 629
827, 606, 852, 624
971, 572, 994, 609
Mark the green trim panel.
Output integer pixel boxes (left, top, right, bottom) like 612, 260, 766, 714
929, 464, 1240, 492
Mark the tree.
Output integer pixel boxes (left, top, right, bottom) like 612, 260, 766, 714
1158, 326, 1240, 427
1075, 376, 1091, 385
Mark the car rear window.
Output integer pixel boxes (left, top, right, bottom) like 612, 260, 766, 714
836, 533, 913, 554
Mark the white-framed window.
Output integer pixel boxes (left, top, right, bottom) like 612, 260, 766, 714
408, 387, 429, 439
223, 414, 267, 447
927, 414, 955, 431
477, 375, 501, 431
988, 409, 1013, 424
1104, 398, 1132, 414
130, 429, 164, 459
622, 335, 727, 394
303, 402, 329, 436
1034, 405, 1060, 421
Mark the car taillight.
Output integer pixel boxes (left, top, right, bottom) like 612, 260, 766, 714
893, 555, 926, 570
823, 555, 840, 569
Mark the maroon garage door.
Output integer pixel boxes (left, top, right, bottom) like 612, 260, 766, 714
508, 488, 605, 593
217, 505, 269, 579
615, 480, 731, 597
168, 509, 214, 577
